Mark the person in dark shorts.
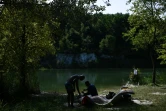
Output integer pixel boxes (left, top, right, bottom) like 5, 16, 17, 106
82, 81, 98, 96
65, 75, 85, 108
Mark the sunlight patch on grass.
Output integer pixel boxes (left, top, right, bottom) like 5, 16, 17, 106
150, 92, 166, 95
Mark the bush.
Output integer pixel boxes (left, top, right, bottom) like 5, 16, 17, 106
129, 68, 141, 85
136, 69, 166, 85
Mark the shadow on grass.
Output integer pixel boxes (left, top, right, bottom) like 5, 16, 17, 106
1, 92, 154, 111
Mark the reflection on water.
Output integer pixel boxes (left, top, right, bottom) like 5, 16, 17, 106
37, 68, 166, 93
38, 68, 132, 93
83, 74, 97, 84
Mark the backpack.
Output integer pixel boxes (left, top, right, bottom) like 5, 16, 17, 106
81, 96, 94, 107
106, 92, 116, 99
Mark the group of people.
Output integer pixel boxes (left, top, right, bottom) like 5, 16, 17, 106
65, 75, 98, 108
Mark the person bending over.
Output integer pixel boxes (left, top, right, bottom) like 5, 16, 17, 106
82, 81, 98, 96
65, 75, 85, 108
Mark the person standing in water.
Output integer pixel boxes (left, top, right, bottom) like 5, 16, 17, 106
65, 75, 85, 108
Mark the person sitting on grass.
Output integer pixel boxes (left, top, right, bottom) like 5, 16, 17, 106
82, 81, 98, 96
65, 75, 85, 108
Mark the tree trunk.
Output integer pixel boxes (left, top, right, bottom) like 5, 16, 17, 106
20, 24, 28, 95
150, 0, 157, 85
19, 1, 29, 95
150, 50, 156, 85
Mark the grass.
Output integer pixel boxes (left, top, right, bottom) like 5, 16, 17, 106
1, 85, 166, 111
130, 85, 166, 111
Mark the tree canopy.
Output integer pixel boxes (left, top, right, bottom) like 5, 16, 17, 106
124, 0, 166, 84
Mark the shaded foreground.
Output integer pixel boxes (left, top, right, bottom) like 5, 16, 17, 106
1, 85, 166, 111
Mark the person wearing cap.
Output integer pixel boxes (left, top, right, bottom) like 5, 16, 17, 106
65, 75, 85, 108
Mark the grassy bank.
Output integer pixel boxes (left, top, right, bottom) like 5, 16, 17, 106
1, 85, 166, 111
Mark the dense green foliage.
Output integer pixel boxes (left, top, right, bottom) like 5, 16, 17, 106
0, 0, 166, 101
0, 0, 118, 98
124, 0, 166, 84
0, 1, 56, 97
0, 0, 165, 110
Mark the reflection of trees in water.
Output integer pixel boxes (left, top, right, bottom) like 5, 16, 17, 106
56, 73, 67, 84
38, 69, 132, 92
84, 74, 97, 84
56, 72, 76, 84
56, 72, 97, 85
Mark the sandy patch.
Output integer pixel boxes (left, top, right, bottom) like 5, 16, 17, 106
105, 108, 121, 110
150, 92, 166, 95
132, 99, 153, 105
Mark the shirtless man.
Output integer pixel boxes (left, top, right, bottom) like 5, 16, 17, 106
65, 75, 85, 108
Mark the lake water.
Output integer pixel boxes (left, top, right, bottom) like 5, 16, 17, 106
37, 68, 164, 93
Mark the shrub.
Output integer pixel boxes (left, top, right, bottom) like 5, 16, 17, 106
129, 68, 141, 85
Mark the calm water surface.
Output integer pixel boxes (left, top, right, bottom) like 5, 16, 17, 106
37, 68, 164, 93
